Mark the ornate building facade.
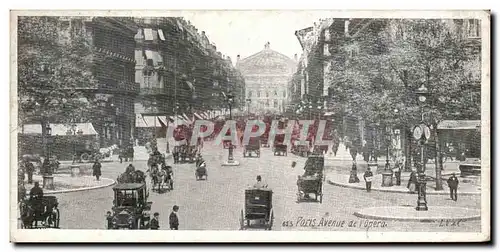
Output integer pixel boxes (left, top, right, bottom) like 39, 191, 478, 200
237, 42, 296, 114
132, 17, 245, 141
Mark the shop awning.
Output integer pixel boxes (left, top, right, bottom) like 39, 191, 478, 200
194, 113, 203, 120
157, 116, 169, 126
142, 116, 162, 128
145, 50, 154, 60
437, 120, 481, 130
185, 80, 195, 91
203, 112, 209, 119
21, 123, 98, 136
135, 114, 149, 128
145, 50, 162, 65
158, 29, 166, 41
144, 28, 154, 41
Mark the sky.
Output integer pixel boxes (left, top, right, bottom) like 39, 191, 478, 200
182, 11, 331, 64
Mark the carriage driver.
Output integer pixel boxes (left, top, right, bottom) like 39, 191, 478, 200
29, 182, 44, 200
125, 164, 135, 174
253, 175, 268, 189
196, 154, 205, 168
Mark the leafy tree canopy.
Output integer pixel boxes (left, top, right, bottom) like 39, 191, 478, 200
18, 16, 97, 127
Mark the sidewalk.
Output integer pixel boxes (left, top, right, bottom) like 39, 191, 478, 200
23, 174, 115, 194
354, 206, 480, 222
327, 171, 481, 195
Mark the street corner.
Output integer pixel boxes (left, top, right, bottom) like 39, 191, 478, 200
353, 206, 481, 222
25, 174, 116, 195
326, 172, 481, 195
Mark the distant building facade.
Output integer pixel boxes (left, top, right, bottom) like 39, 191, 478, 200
237, 42, 296, 114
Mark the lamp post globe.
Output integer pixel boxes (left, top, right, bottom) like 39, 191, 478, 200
222, 91, 239, 166
415, 83, 429, 211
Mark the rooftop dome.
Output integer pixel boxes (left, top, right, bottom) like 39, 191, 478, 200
237, 42, 296, 75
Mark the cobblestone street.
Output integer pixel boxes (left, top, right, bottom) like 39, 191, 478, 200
52, 141, 481, 231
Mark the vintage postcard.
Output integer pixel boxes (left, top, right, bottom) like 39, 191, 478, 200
10, 10, 490, 242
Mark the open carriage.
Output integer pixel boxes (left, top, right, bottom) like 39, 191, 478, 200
273, 134, 287, 156
297, 155, 325, 203
19, 196, 60, 229
239, 188, 274, 230
195, 162, 208, 180
108, 183, 152, 229
173, 144, 197, 164
243, 137, 261, 158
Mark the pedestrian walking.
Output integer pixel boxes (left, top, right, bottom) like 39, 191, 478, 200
106, 211, 113, 229
447, 173, 459, 201
363, 167, 373, 192
92, 160, 102, 181
150, 212, 160, 230
362, 142, 370, 163
169, 205, 179, 230
407, 169, 418, 193
393, 160, 402, 186
25, 160, 34, 184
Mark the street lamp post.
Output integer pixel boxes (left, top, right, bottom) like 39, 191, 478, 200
385, 126, 391, 171
67, 124, 83, 164
246, 98, 251, 116
222, 91, 239, 166
46, 124, 52, 168
43, 124, 55, 190
414, 84, 430, 211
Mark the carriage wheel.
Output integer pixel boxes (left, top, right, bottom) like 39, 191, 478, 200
80, 153, 90, 162
53, 208, 60, 228
320, 193, 323, 204
94, 153, 103, 161
239, 209, 245, 230
267, 208, 274, 230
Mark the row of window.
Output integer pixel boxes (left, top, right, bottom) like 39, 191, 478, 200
247, 90, 287, 98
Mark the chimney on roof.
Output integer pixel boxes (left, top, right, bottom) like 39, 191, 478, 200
202, 31, 206, 35
264, 42, 270, 50
294, 54, 298, 61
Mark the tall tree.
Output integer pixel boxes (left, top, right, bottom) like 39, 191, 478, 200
325, 19, 480, 189
18, 16, 97, 157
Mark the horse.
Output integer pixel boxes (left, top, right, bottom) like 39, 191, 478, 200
162, 164, 174, 190
148, 165, 166, 192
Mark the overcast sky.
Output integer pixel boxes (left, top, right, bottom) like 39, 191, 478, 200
182, 11, 331, 64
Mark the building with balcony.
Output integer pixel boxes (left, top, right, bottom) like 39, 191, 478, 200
133, 17, 244, 141
237, 42, 296, 114
292, 17, 482, 161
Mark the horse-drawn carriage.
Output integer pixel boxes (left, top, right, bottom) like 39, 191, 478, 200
296, 155, 325, 203
19, 196, 60, 229
146, 152, 173, 192
291, 142, 311, 157
119, 145, 134, 163
149, 164, 174, 192
108, 183, 152, 229
173, 144, 197, 164
273, 144, 287, 156
243, 137, 261, 158
239, 188, 274, 230
195, 161, 208, 180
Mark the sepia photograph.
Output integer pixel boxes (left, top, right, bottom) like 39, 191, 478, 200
9, 9, 490, 243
